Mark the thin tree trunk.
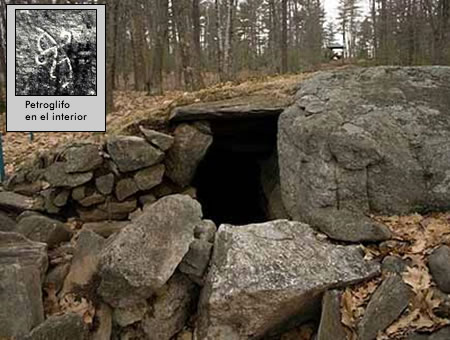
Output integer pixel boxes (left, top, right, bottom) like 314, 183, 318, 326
223, 0, 235, 80
150, 0, 169, 95
192, 0, 205, 89
281, 0, 288, 73
106, 0, 117, 113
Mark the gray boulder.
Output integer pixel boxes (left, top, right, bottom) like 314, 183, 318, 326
64, 143, 103, 173
107, 136, 164, 173
358, 275, 411, 340
195, 220, 379, 339
45, 163, 93, 188
428, 246, 450, 293
26, 313, 86, 340
0, 191, 40, 211
279, 66, 450, 241
134, 164, 165, 191
0, 232, 48, 338
194, 219, 216, 243
115, 178, 139, 201
60, 229, 105, 297
139, 126, 175, 151
142, 272, 197, 340
165, 123, 213, 187
97, 195, 202, 307
95, 173, 115, 195
16, 214, 72, 248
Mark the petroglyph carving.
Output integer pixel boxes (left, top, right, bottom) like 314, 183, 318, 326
35, 27, 73, 87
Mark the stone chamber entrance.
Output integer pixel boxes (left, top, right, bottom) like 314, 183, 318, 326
192, 115, 279, 226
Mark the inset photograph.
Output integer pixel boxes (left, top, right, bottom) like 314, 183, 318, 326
15, 9, 97, 96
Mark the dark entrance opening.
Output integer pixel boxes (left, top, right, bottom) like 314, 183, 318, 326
193, 115, 279, 226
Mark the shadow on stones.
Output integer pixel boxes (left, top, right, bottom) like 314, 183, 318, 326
193, 116, 279, 226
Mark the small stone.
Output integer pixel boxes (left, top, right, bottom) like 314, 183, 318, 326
95, 173, 115, 195
107, 136, 164, 173
428, 246, 450, 293
64, 144, 103, 173
99, 199, 137, 214
82, 221, 129, 238
60, 229, 105, 296
382, 255, 408, 275
44, 263, 71, 294
79, 192, 105, 207
194, 220, 216, 242
142, 273, 197, 340
77, 208, 128, 222
26, 313, 86, 340
134, 164, 165, 191
115, 178, 139, 201
54, 189, 71, 207
358, 275, 411, 340
317, 290, 347, 340
139, 126, 175, 151
16, 214, 72, 248
113, 302, 148, 327
72, 186, 86, 201
40, 189, 60, 214
179, 239, 212, 279
0, 191, 39, 211
139, 194, 157, 206
181, 186, 197, 199
45, 163, 93, 188
407, 326, 450, 340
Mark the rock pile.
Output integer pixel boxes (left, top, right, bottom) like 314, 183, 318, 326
0, 66, 450, 339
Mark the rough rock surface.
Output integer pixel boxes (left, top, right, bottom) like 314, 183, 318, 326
64, 144, 103, 173
139, 126, 175, 151
16, 214, 72, 248
179, 239, 213, 280
358, 275, 411, 340
407, 326, 450, 340
166, 124, 213, 187
279, 67, 450, 241
60, 229, 105, 296
115, 178, 139, 201
45, 163, 93, 188
26, 313, 86, 340
170, 95, 287, 122
428, 246, 450, 293
95, 173, 115, 195
0, 232, 48, 338
317, 290, 347, 340
98, 195, 202, 307
107, 136, 164, 173
0, 211, 17, 232
142, 273, 197, 340
196, 220, 379, 339
0, 191, 39, 211
134, 164, 165, 191
82, 221, 128, 237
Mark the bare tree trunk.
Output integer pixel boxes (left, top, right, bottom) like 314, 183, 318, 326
281, 0, 288, 73
106, 0, 117, 113
130, 0, 148, 91
215, 0, 224, 80
150, 0, 169, 95
173, 0, 195, 90
223, 0, 235, 80
192, 0, 205, 89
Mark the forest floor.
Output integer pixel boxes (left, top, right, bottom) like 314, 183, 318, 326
1, 70, 316, 175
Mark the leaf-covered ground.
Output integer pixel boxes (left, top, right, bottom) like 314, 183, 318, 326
0, 72, 309, 175
342, 213, 450, 339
